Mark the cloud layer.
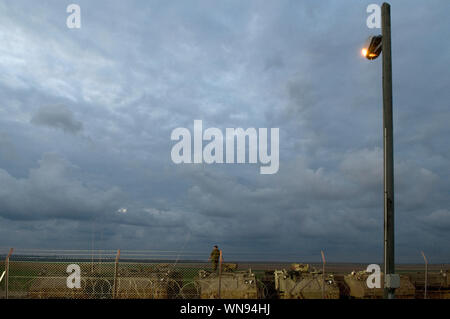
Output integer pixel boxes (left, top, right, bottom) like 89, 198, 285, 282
31, 104, 83, 133
0, 0, 449, 263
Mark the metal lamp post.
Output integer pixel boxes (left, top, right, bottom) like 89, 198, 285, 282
361, 2, 399, 299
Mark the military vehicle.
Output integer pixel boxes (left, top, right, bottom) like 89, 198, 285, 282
258, 271, 278, 299
28, 277, 90, 299
28, 271, 113, 299
274, 264, 340, 299
114, 264, 182, 299
222, 263, 238, 272
114, 273, 181, 299
28, 265, 112, 299
196, 269, 259, 299
408, 270, 450, 299
28, 264, 183, 299
344, 270, 415, 299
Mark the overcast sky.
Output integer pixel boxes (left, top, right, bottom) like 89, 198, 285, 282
0, 0, 449, 263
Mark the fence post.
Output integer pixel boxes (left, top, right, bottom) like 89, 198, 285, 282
321, 250, 326, 299
421, 251, 428, 299
113, 249, 120, 299
217, 250, 223, 299
5, 248, 13, 299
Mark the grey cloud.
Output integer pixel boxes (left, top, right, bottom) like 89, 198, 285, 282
0, 153, 121, 221
0, 1, 449, 262
31, 104, 83, 134
420, 210, 450, 232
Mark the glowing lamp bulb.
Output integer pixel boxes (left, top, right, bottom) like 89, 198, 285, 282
361, 48, 368, 57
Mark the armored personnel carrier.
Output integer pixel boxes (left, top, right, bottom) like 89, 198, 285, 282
28, 277, 90, 299
28, 272, 116, 299
28, 263, 183, 299
274, 264, 340, 299
344, 270, 415, 299
408, 270, 450, 299
28, 266, 111, 299
196, 269, 259, 299
114, 264, 182, 299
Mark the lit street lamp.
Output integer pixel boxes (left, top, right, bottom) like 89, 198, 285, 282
361, 2, 399, 299
361, 35, 382, 60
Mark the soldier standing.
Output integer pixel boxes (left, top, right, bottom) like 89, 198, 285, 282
209, 245, 220, 272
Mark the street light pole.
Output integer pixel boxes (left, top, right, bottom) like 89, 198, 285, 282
381, 2, 395, 299
361, 2, 397, 299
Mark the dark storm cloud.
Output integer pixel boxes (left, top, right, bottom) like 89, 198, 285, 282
420, 210, 450, 232
31, 104, 83, 133
0, 0, 449, 262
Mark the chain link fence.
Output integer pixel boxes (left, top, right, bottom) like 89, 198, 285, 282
0, 248, 449, 299
0, 248, 286, 299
